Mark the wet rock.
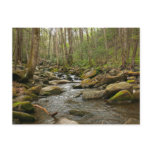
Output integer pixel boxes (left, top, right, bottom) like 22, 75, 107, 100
124, 118, 139, 124
56, 117, 79, 124
69, 110, 89, 117
13, 111, 35, 123
40, 86, 62, 96
73, 84, 82, 89
13, 101, 34, 113
73, 92, 82, 98
28, 85, 42, 95
132, 90, 140, 101
107, 90, 132, 104
49, 80, 70, 85
82, 69, 97, 79
82, 90, 105, 100
105, 82, 133, 98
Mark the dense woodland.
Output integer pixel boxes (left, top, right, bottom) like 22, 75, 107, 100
13, 28, 139, 72
12, 28, 140, 124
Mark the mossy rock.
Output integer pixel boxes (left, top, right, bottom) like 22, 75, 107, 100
82, 69, 97, 79
127, 80, 135, 83
69, 110, 89, 117
81, 78, 98, 88
127, 76, 136, 80
13, 111, 35, 123
14, 94, 37, 102
108, 90, 132, 104
105, 82, 133, 98
127, 71, 140, 76
28, 85, 42, 95
13, 101, 34, 113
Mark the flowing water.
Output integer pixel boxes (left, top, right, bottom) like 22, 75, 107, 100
32, 75, 139, 124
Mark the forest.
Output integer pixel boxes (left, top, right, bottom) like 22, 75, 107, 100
12, 28, 140, 124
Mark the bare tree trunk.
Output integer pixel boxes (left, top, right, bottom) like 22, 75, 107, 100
63, 28, 68, 65
15, 28, 23, 69
55, 28, 59, 66
67, 28, 73, 65
103, 28, 108, 62
86, 28, 92, 66
79, 28, 83, 60
25, 28, 40, 80
131, 39, 139, 70
48, 29, 52, 59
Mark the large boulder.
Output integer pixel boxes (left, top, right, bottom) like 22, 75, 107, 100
13, 111, 35, 123
107, 90, 132, 104
82, 90, 105, 100
13, 101, 34, 113
105, 82, 133, 98
49, 80, 70, 85
82, 69, 97, 79
40, 86, 62, 96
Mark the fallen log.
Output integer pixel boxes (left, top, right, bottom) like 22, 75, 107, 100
33, 104, 58, 117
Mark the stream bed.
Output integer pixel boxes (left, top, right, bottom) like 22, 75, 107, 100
32, 77, 139, 124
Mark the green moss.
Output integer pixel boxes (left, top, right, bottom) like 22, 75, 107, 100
51, 68, 58, 72
13, 111, 35, 123
109, 90, 132, 102
127, 80, 135, 83
13, 101, 34, 113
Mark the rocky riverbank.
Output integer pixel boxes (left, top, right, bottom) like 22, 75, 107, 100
13, 63, 140, 124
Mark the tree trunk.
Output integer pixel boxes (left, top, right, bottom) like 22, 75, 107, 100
103, 28, 108, 62
86, 28, 92, 66
24, 28, 40, 80
79, 28, 83, 60
15, 28, 23, 69
55, 29, 59, 66
67, 28, 73, 65
63, 28, 68, 65
48, 29, 52, 59
131, 39, 139, 70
